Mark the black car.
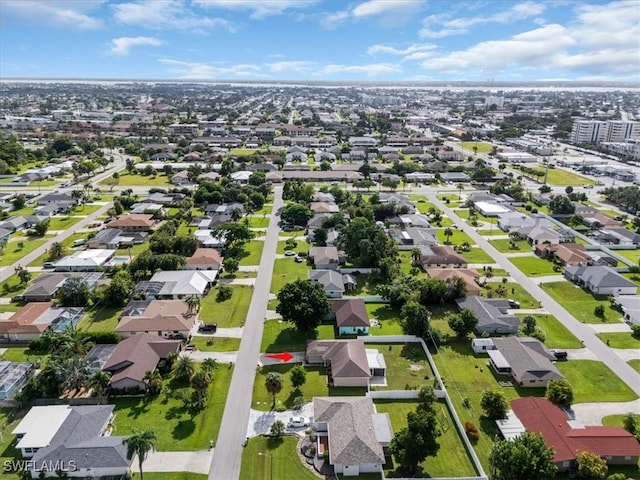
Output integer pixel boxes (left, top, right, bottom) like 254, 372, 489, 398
198, 323, 217, 333
551, 349, 568, 360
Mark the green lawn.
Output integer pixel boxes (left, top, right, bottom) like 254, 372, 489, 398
252, 363, 366, 411
596, 332, 640, 349
1, 238, 48, 266
276, 239, 310, 255
112, 365, 233, 450
0, 408, 25, 480
199, 285, 253, 328
556, 360, 638, 403
101, 171, 172, 187
0, 345, 48, 363
482, 283, 538, 309
80, 306, 121, 333
190, 336, 241, 352
462, 247, 494, 264
541, 281, 623, 323
509, 256, 559, 277
115, 242, 149, 260
516, 314, 582, 349
366, 303, 404, 336
436, 229, 474, 246
489, 238, 530, 253
543, 168, 596, 186
270, 258, 310, 294
369, 343, 434, 390
238, 240, 265, 266
240, 435, 320, 480
248, 217, 270, 229
254, 205, 273, 216
0, 274, 28, 297
610, 248, 640, 263
261, 320, 334, 353
459, 142, 493, 154
28, 233, 88, 266
630, 359, 640, 373
71, 204, 103, 215
350, 273, 383, 296
47, 215, 83, 230
375, 400, 477, 478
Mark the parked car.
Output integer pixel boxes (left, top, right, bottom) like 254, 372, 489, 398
284, 250, 296, 257
198, 323, 217, 333
287, 416, 310, 428
184, 344, 196, 351
550, 349, 568, 360
295, 256, 304, 263
43, 262, 55, 269
507, 299, 520, 309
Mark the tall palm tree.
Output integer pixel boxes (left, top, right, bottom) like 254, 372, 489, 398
55, 356, 89, 395
444, 227, 454, 245
123, 430, 157, 480
59, 327, 94, 356
185, 296, 200, 314
143, 369, 163, 394
410, 247, 422, 265
86, 370, 111, 397
201, 358, 218, 375
265, 372, 283, 409
190, 371, 211, 408
172, 355, 195, 383
48, 241, 65, 260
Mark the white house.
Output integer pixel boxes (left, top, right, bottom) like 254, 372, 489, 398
53, 249, 115, 272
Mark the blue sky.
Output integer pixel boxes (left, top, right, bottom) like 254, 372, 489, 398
1, 0, 639, 82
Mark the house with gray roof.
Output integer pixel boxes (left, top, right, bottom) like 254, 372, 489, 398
612, 294, 640, 325
489, 337, 564, 387
313, 396, 391, 476
136, 270, 217, 299
330, 298, 370, 336
309, 246, 343, 270
20, 272, 102, 302
0, 227, 11, 247
564, 265, 637, 295
600, 227, 640, 247
455, 296, 520, 335
12, 404, 130, 478
309, 270, 357, 298
388, 227, 437, 247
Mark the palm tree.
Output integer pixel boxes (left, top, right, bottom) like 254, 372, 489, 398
410, 247, 422, 265
444, 227, 454, 245
55, 356, 89, 395
201, 358, 218, 375
265, 372, 283, 409
15, 266, 31, 285
59, 327, 94, 356
48, 241, 65, 260
123, 430, 157, 480
143, 369, 163, 394
172, 355, 195, 383
190, 371, 212, 408
185, 295, 200, 314
86, 370, 111, 397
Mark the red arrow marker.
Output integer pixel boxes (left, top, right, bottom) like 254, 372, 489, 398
265, 352, 294, 362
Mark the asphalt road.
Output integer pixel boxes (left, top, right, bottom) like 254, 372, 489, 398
428, 194, 640, 397
208, 186, 284, 480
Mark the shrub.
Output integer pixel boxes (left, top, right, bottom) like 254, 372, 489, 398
86, 332, 120, 344
465, 421, 479, 441
631, 324, 640, 340
216, 285, 233, 302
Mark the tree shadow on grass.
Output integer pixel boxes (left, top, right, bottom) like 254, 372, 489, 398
264, 325, 318, 353
172, 418, 195, 441
266, 435, 284, 450
127, 397, 152, 419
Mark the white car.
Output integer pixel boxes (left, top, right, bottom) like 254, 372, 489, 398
284, 250, 296, 257
287, 416, 310, 428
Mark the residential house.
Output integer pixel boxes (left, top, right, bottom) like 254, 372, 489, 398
426, 268, 482, 295
489, 337, 564, 387
53, 249, 115, 272
313, 397, 392, 477
309, 246, 342, 270
508, 397, 640, 471
103, 333, 182, 392
388, 227, 438, 247
388, 213, 431, 229
87, 228, 143, 249
419, 245, 467, 269
526, 226, 561, 246
199, 171, 221, 182
612, 294, 640, 325
230, 170, 252, 183
20, 272, 102, 302
330, 298, 370, 336
204, 202, 244, 217
564, 265, 637, 295
36, 192, 76, 213
378, 193, 416, 213
0, 215, 49, 233
600, 227, 640, 246
405, 172, 436, 183
309, 270, 357, 298
306, 339, 386, 387
455, 296, 520, 335
0, 361, 32, 399
194, 229, 226, 248
0, 227, 11, 247
310, 202, 340, 214
582, 213, 621, 229
136, 270, 217, 299
114, 300, 196, 339
534, 243, 590, 266
312, 192, 335, 203
183, 248, 223, 271
12, 404, 130, 478
106, 214, 156, 232
0, 302, 84, 341
497, 213, 554, 232
198, 215, 232, 230
439, 172, 471, 183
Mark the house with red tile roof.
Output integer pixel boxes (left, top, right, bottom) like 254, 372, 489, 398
508, 397, 640, 471
183, 248, 223, 271
106, 214, 156, 232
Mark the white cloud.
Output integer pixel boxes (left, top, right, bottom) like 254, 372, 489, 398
320, 10, 349, 30
571, 0, 640, 50
351, 0, 424, 17
159, 58, 266, 79
420, 1, 546, 38
367, 43, 436, 56
266, 61, 316, 73
2, 0, 104, 29
112, 0, 235, 32
193, 0, 319, 19
110, 36, 164, 56
319, 63, 402, 77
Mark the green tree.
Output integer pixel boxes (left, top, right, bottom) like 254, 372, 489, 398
48, 241, 65, 260
270, 420, 285, 437
143, 369, 163, 395
123, 430, 157, 480
172, 355, 195, 383
12, 194, 26, 210
448, 308, 478, 338
280, 202, 313, 227
265, 371, 283, 408
57, 276, 90, 307
389, 407, 441, 474
201, 358, 218, 375
622, 412, 639, 438
336, 216, 397, 267
102, 270, 135, 307
276, 279, 330, 332
480, 389, 508, 419
576, 450, 608, 479
490, 431, 557, 480
15, 266, 31, 285
223, 257, 239, 276
190, 371, 212, 408
546, 379, 574, 408
290, 365, 306, 389
216, 284, 233, 302
400, 301, 431, 338
594, 304, 605, 319
86, 370, 111, 397
58, 327, 94, 356
32, 219, 50, 236
548, 194, 576, 214
56, 356, 89, 394
443, 227, 453, 244
522, 315, 537, 335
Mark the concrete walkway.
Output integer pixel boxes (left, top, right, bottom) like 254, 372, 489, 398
144, 450, 214, 473
265, 310, 281, 320
565, 348, 600, 360
191, 327, 244, 339
534, 275, 565, 284
572, 398, 640, 425
588, 323, 632, 333
219, 277, 255, 286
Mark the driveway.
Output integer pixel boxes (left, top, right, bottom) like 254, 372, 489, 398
571, 398, 640, 425
565, 348, 599, 360
247, 403, 314, 438
588, 323, 632, 333
184, 351, 238, 363
144, 450, 214, 474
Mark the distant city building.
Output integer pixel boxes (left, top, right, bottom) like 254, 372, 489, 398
570, 120, 640, 144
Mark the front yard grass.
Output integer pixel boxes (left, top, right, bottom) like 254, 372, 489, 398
555, 360, 638, 403
238, 240, 265, 266
462, 247, 495, 264
102, 172, 172, 187
610, 248, 640, 263
240, 435, 320, 480
276, 239, 310, 255
190, 336, 241, 352
199, 285, 253, 328
541, 281, 622, 323
516, 314, 582, 349
482, 283, 538, 309
436, 229, 474, 246
253, 204, 273, 215
629, 359, 640, 373
270, 258, 310, 294
47, 215, 83, 230
375, 400, 477, 478
261, 320, 334, 353
112, 364, 233, 450
596, 332, 640, 349
0, 274, 28, 297
80, 306, 121, 333
0, 408, 25, 480
489, 238, 530, 253
247, 216, 270, 229
369, 343, 434, 390
1, 238, 48, 266
252, 363, 366, 411
509, 256, 559, 277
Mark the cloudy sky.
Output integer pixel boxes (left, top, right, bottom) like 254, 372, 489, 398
1, 0, 638, 82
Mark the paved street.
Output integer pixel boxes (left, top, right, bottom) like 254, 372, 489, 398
208, 186, 284, 480
428, 193, 640, 397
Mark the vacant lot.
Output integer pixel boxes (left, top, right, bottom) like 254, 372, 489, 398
80, 306, 121, 333
556, 360, 638, 403
462, 247, 495, 264
190, 336, 241, 352
199, 285, 253, 328
270, 258, 310, 293
366, 303, 404, 336
459, 142, 493, 154
509, 256, 559, 277
102, 171, 172, 186
542, 281, 622, 323
489, 238, 530, 253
